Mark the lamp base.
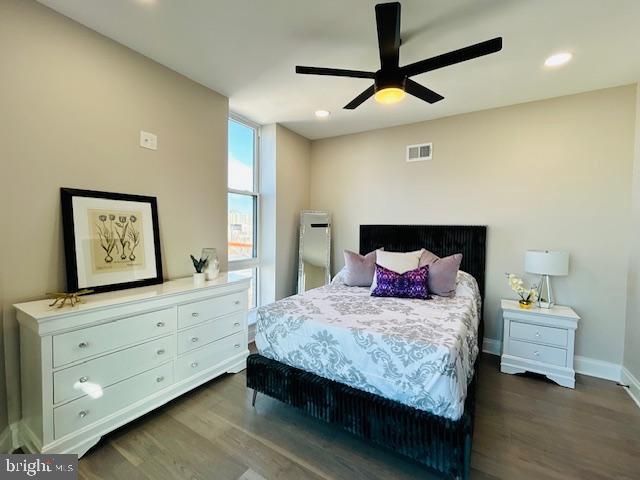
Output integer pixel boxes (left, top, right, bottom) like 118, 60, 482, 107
537, 275, 555, 309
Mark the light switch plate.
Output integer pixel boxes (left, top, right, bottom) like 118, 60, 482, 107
140, 131, 157, 150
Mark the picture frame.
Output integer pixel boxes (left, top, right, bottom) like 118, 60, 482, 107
61, 188, 163, 294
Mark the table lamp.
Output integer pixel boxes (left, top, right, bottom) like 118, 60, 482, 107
524, 250, 569, 308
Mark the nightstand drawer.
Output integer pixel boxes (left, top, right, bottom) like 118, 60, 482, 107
510, 321, 567, 347
508, 339, 567, 367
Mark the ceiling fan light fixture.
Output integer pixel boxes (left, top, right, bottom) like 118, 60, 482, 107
295, 3, 502, 110
374, 87, 406, 104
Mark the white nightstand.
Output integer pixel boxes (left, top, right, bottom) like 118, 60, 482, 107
500, 299, 580, 388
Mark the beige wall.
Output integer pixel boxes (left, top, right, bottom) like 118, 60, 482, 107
274, 125, 311, 300
0, 0, 229, 430
310, 85, 637, 365
259, 125, 311, 304
624, 82, 640, 379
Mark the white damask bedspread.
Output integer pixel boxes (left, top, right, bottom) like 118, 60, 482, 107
255, 271, 481, 420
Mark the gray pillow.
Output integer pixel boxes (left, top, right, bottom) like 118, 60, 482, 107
419, 250, 463, 297
343, 248, 382, 287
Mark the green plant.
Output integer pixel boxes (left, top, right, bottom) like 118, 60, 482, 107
190, 254, 207, 273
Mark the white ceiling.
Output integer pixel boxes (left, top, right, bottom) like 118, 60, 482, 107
38, 0, 640, 140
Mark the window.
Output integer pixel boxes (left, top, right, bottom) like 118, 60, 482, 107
228, 115, 259, 309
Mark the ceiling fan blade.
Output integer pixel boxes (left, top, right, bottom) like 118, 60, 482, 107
405, 79, 444, 104
296, 66, 375, 79
375, 2, 401, 69
401, 37, 502, 77
344, 85, 376, 110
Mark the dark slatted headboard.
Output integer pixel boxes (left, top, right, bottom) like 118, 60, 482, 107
359, 225, 487, 300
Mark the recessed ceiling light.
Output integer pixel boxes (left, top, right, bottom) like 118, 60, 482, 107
544, 52, 572, 68
314, 110, 330, 118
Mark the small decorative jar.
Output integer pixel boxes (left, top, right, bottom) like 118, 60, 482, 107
205, 258, 220, 280
193, 272, 206, 286
518, 300, 533, 309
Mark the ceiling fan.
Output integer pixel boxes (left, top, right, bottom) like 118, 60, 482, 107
296, 2, 502, 109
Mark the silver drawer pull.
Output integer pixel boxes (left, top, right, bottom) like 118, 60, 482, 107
535, 331, 541, 337
191, 337, 199, 343
234, 344, 240, 349
156, 376, 164, 383
78, 342, 89, 349
533, 351, 540, 357
78, 410, 88, 418
156, 321, 165, 327
190, 361, 198, 368
191, 312, 200, 318
157, 349, 166, 355
234, 322, 240, 327
79, 376, 88, 383
234, 300, 240, 305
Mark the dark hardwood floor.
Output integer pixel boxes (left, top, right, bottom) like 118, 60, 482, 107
78, 353, 640, 480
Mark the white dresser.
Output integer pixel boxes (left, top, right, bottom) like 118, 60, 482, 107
14, 273, 250, 457
500, 299, 580, 388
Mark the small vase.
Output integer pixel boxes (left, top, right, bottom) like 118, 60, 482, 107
519, 300, 533, 309
193, 272, 206, 286
205, 267, 219, 281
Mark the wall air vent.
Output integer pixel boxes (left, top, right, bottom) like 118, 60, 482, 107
406, 143, 432, 162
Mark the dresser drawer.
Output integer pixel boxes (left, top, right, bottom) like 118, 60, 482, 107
178, 311, 245, 354
176, 331, 246, 381
54, 362, 173, 439
177, 292, 246, 329
510, 321, 567, 347
53, 335, 175, 405
508, 339, 567, 367
52, 308, 176, 367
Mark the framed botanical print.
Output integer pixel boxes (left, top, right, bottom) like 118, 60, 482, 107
61, 188, 163, 293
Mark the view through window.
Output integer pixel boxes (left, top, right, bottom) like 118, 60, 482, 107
228, 117, 259, 309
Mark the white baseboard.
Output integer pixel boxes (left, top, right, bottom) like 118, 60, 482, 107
483, 337, 621, 382
481, 337, 501, 356
0, 426, 13, 454
248, 322, 256, 344
621, 367, 640, 410
574, 355, 621, 382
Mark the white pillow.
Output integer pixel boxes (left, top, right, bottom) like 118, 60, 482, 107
376, 249, 424, 273
371, 249, 424, 291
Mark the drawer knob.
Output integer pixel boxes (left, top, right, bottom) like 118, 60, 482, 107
157, 349, 166, 355
190, 361, 198, 368
234, 300, 240, 305
533, 351, 540, 357
535, 331, 541, 338
78, 410, 88, 418
234, 344, 241, 349
191, 337, 199, 343
156, 321, 165, 327
234, 322, 240, 327
79, 376, 88, 383
156, 376, 165, 383
192, 312, 200, 318
78, 342, 89, 349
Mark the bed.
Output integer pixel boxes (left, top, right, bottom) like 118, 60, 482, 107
246, 225, 486, 479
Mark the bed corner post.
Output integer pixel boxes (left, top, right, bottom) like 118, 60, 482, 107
461, 430, 472, 480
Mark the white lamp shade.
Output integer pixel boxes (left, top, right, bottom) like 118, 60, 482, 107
524, 250, 569, 276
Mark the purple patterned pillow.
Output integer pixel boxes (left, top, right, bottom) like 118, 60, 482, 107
371, 264, 431, 299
